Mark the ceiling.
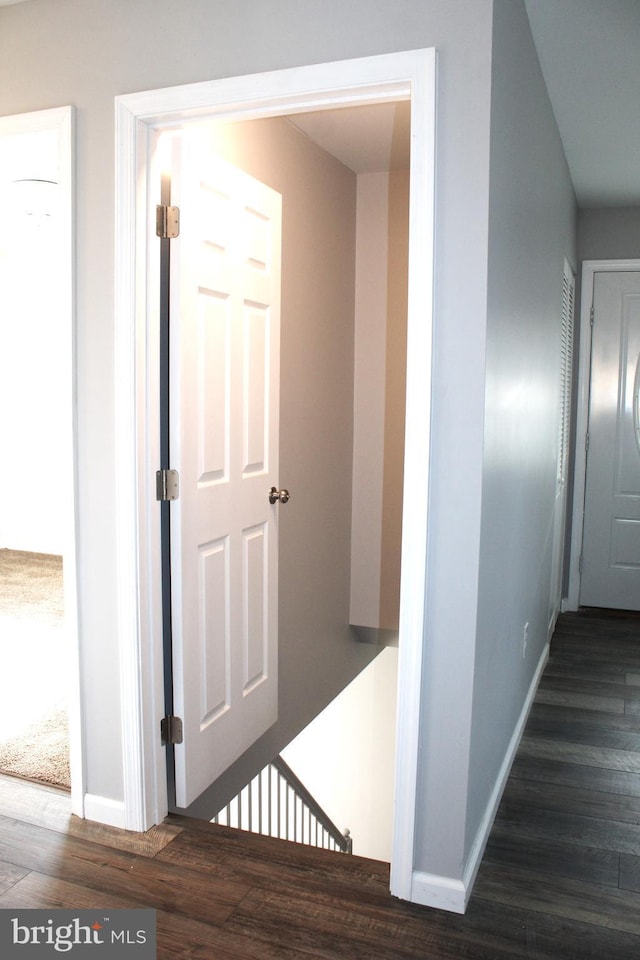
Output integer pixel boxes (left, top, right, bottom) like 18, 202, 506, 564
2, 1, 638, 206
289, 101, 411, 174
524, 0, 640, 207
287, 2, 640, 207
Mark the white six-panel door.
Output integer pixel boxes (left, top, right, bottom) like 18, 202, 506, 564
168, 129, 282, 807
580, 271, 640, 610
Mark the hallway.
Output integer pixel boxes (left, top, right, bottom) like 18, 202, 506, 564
1, 610, 639, 958
474, 609, 640, 957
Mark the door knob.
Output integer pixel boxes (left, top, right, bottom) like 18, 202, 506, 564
269, 486, 290, 505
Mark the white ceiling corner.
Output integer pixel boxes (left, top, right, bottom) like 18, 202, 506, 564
288, 101, 411, 175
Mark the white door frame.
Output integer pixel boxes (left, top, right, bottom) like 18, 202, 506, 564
114, 49, 436, 901
567, 258, 640, 610
0, 105, 83, 811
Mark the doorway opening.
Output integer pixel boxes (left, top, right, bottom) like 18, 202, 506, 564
0, 551, 67, 789
158, 103, 410, 859
0, 107, 81, 804
568, 258, 640, 611
114, 49, 436, 900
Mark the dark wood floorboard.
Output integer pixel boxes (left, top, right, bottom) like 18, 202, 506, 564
2, 608, 640, 957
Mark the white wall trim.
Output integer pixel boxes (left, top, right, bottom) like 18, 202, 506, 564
114, 98, 167, 832
57, 105, 85, 821
566, 259, 640, 611
389, 49, 437, 903
114, 49, 436, 904
410, 873, 467, 915
83, 794, 126, 830
410, 639, 549, 914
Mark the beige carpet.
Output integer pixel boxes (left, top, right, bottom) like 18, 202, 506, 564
0, 549, 70, 790
0, 548, 64, 624
0, 708, 70, 789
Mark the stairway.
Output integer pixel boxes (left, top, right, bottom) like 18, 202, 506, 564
212, 754, 352, 854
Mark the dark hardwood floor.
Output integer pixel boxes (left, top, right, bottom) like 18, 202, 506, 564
473, 609, 640, 959
1, 609, 640, 958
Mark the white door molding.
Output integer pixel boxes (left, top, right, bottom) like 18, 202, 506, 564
114, 49, 436, 902
567, 259, 640, 610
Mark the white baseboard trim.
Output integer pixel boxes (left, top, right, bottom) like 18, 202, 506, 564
410, 641, 549, 915
411, 872, 467, 914
82, 794, 127, 830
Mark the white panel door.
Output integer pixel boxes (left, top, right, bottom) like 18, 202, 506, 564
580, 271, 640, 610
169, 130, 282, 807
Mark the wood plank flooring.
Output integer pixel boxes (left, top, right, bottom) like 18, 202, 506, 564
2, 609, 640, 958
474, 609, 640, 958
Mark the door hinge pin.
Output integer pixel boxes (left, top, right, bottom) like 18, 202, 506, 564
590, 304, 594, 327
156, 204, 180, 240
156, 468, 179, 501
585, 432, 590, 454
161, 715, 183, 746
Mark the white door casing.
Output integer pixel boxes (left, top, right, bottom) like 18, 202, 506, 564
579, 270, 640, 610
114, 49, 436, 903
169, 131, 281, 807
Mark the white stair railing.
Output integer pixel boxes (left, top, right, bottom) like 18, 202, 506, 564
212, 755, 352, 853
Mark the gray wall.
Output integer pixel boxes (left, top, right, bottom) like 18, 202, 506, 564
468, 0, 577, 861
578, 207, 640, 262
0, 0, 574, 898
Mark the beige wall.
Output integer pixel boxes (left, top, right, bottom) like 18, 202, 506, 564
282, 644, 398, 861
381, 170, 409, 627
350, 170, 408, 632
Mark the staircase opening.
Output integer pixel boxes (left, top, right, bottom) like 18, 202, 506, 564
211, 648, 397, 860
212, 754, 353, 854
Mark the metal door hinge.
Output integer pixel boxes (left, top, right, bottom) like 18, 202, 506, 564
585, 432, 590, 454
156, 204, 180, 240
161, 715, 183, 746
578, 554, 583, 574
590, 305, 594, 326
156, 468, 179, 501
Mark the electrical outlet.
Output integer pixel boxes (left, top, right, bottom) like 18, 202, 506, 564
522, 622, 529, 659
